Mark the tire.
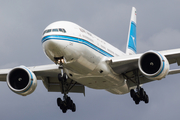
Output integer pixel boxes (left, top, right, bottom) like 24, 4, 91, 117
140, 88, 145, 98
72, 103, 76, 112
130, 89, 136, 98
69, 100, 73, 108
57, 98, 62, 106
144, 95, 149, 104
61, 101, 67, 113
66, 97, 73, 109
135, 97, 140, 104
62, 107, 67, 113
135, 99, 140, 105
134, 93, 140, 105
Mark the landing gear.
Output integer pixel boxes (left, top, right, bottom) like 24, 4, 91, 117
125, 69, 149, 105
130, 87, 149, 104
57, 95, 76, 113
54, 57, 77, 113
57, 68, 77, 113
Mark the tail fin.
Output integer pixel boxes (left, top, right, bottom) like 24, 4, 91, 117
126, 7, 137, 55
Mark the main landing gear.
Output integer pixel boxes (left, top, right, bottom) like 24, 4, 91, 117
57, 72, 76, 113
57, 96, 76, 113
126, 69, 149, 105
130, 87, 149, 104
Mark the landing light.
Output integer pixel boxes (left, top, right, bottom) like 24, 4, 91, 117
57, 58, 64, 65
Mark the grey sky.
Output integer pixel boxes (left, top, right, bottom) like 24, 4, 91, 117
0, 0, 180, 120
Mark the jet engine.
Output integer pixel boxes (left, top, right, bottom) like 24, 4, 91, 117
138, 51, 169, 80
7, 66, 37, 96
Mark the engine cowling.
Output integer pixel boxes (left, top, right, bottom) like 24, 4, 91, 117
7, 66, 37, 96
138, 51, 169, 80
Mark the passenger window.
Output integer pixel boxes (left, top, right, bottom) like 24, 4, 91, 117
52, 29, 58, 32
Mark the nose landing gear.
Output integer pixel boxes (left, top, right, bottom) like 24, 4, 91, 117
57, 73, 76, 113
57, 72, 77, 113
57, 95, 76, 113
55, 57, 77, 113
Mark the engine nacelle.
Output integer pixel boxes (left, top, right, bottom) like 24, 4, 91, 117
138, 51, 169, 80
7, 66, 37, 96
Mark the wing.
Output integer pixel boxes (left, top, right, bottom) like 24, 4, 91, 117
0, 64, 85, 94
159, 48, 180, 65
108, 48, 180, 88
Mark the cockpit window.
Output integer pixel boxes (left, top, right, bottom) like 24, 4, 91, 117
59, 28, 63, 32
43, 30, 47, 35
59, 28, 66, 33
43, 28, 66, 35
63, 29, 66, 33
46, 29, 51, 33
52, 29, 58, 32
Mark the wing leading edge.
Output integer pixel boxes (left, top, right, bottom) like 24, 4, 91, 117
0, 64, 85, 94
108, 48, 180, 81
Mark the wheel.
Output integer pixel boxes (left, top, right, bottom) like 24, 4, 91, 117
58, 73, 63, 81
144, 94, 149, 104
61, 101, 67, 113
66, 97, 73, 109
134, 93, 140, 104
130, 89, 135, 98
143, 91, 147, 99
72, 103, 76, 112
140, 88, 145, 98
62, 107, 67, 113
135, 98, 140, 105
69, 100, 73, 108
57, 98, 62, 107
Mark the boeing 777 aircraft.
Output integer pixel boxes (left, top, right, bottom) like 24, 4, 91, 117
1, 7, 180, 113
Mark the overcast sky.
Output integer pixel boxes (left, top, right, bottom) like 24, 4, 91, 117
0, 0, 180, 120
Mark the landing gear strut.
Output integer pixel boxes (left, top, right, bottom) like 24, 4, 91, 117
57, 72, 76, 113
55, 57, 76, 113
128, 69, 149, 104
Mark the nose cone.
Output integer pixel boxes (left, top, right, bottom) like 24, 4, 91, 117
42, 39, 65, 61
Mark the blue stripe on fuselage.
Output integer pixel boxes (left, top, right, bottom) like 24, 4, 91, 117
42, 35, 114, 57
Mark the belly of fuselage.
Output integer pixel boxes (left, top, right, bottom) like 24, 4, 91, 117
42, 38, 129, 94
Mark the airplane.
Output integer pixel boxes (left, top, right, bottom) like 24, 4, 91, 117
1, 7, 180, 113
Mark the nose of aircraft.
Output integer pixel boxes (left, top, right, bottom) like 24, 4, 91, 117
42, 38, 65, 61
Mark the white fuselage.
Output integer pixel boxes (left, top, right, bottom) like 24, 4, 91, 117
41, 21, 130, 94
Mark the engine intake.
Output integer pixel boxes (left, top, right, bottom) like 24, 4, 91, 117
138, 51, 169, 80
7, 66, 37, 96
